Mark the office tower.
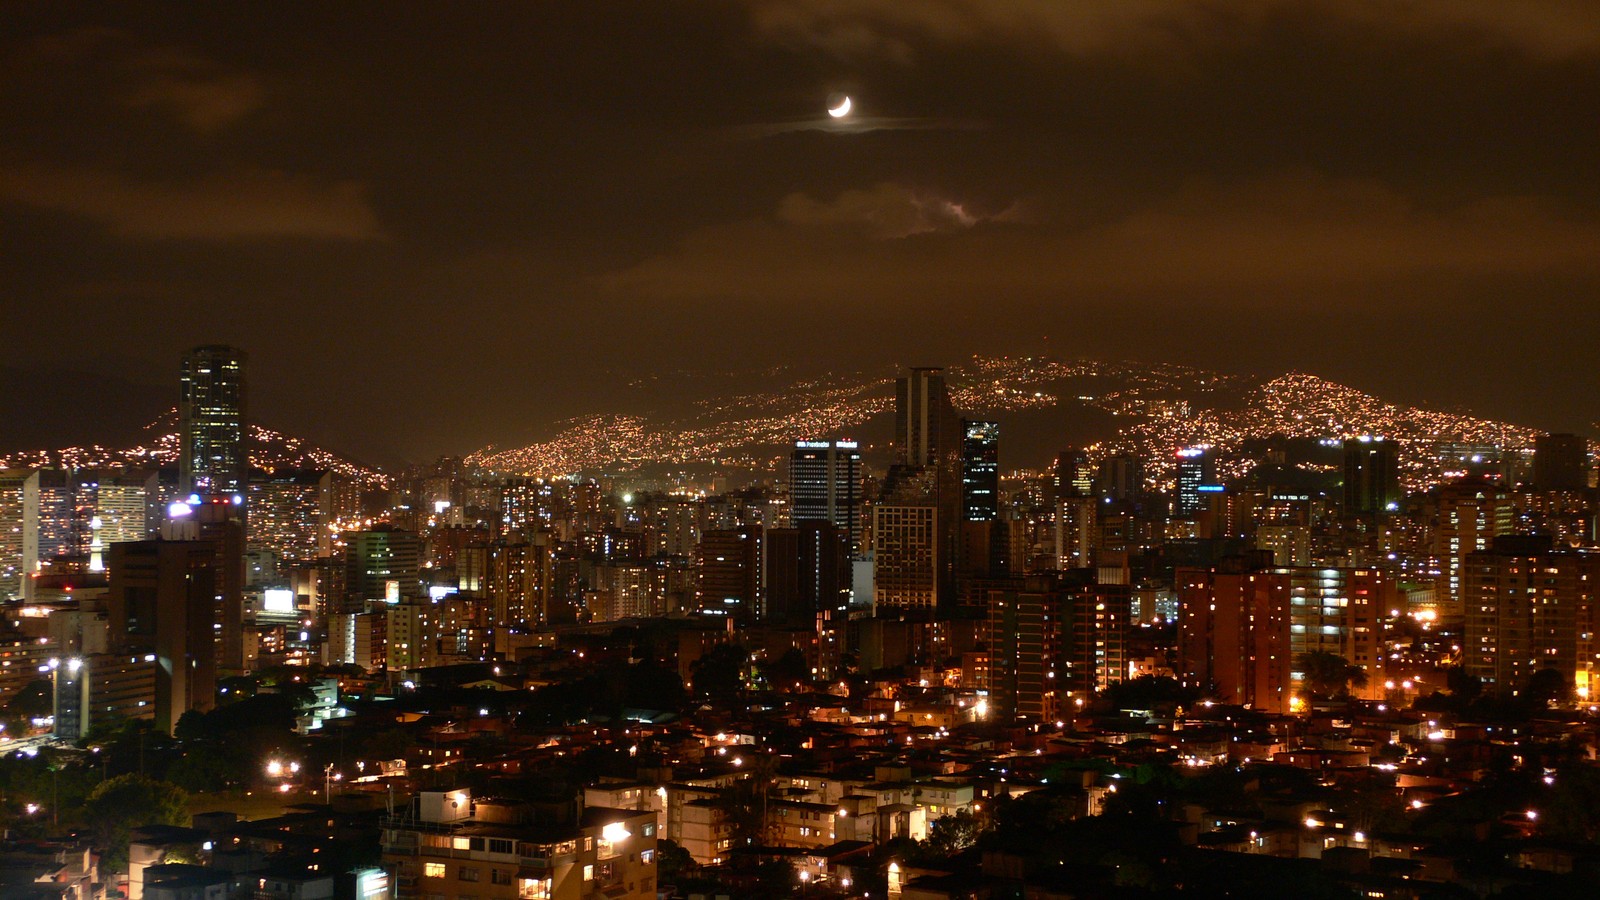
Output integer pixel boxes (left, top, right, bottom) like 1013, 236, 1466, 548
0, 471, 25, 600
1463, 537, 1597, 692
164, 497, 247, 673
895, 367, 959, 468
1093, 453, 1143, 503
763, 522, 851, 629
695, 527, 762, 622
1343, 436, 1401, 515
1279, 566, 1393, 696
961, 421, 999, 522
1427, 478, 1512, 607
1056, 496, 1097, 569
1054, 448, 1093, 499
248, 469, 334, 563
788, 440, 862, 551
1177, 557, 1293, 714
107, 540, 219, 733
872, 505, 939, 612
179, 345, 248, 498
1534, 433, 1590, 491
343, 526, 423, 606
1174, 448, 1215, 517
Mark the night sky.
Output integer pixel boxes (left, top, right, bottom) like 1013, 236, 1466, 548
4, 2, 1599, 463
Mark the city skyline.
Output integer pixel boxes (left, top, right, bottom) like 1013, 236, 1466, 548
4, 3, 1599, 463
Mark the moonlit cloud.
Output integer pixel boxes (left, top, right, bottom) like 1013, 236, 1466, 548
601, 172, 1600, 302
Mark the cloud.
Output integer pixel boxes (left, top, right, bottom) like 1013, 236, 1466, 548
744, 1, 1600, 61
121, 48, 265, 133
7, 27, 264, 133
599, 172, 1600, 304
0, 164, 382, 241
776, 182, 1004, 238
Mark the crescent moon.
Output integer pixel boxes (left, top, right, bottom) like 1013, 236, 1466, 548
827, 95, 852, 118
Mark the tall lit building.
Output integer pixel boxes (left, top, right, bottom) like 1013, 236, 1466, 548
1343, 437, 1401, 515
1463, 537, 1597, 693
695, 527, 761, 622
0, 471, 26, 600
163, 496, 247, 674
961, 421, 999, 522
762, 522, 851, 629
22, 469, 88, 588
1174, 448, 1214, 518
1427, 478, 1512, 607
179, 345, 248, 498
985, 573, 1129, 722
248, 469, 334, 563
1093, 453, 1143, 503
343, 526, 423, 607
788, 440, 861, 551
1054, 448, 1093, 499
1278, 566, 1393, 696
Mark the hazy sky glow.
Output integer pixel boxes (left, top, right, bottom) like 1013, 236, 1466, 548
3, 2, 1598, 462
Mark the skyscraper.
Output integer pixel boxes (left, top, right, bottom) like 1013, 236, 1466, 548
1343, 436, 1401, 515
1533, 433, 1590, 491
180, 345, 248, 498
894, 367, 959, 468
961, 420, 999, 522
788, 440, 861, 551
1174, 448, 1214, 518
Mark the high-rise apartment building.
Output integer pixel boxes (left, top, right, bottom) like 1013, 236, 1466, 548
1427, 478, 1512, 607
179, 345, 248, 498
695, 527, 761, 622
0, 471, 26, 601
1343, 437, 1401, 515
1463, 538, 1598, 693
1278, 566, 1393, 696
985, 573, 1129, 721
1177, 557, 1293, 714
961, 421, 999, 522
788, 440, 861, 551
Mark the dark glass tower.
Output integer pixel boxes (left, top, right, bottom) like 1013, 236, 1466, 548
179, 346, 248, 498
962, 420, 999, 521
1343, 436, 1401, 515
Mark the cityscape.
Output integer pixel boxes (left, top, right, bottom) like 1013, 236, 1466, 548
4, 5, 1600, 900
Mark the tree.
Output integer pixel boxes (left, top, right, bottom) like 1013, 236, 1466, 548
1524, 668, 1572, 708
1297, 651, 1367, 699
83, 774, 188, 872
919, 808, 987, 860
690, 643, 748, 703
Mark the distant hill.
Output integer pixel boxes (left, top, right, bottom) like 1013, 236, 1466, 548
468, 356, 1549, 492
0, 408, 389, 487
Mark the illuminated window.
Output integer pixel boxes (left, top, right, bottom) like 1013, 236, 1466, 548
423, 862, 445, 878
452, 837, 471, 850
519, 878, 552, 900
583, 864, 594, 881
